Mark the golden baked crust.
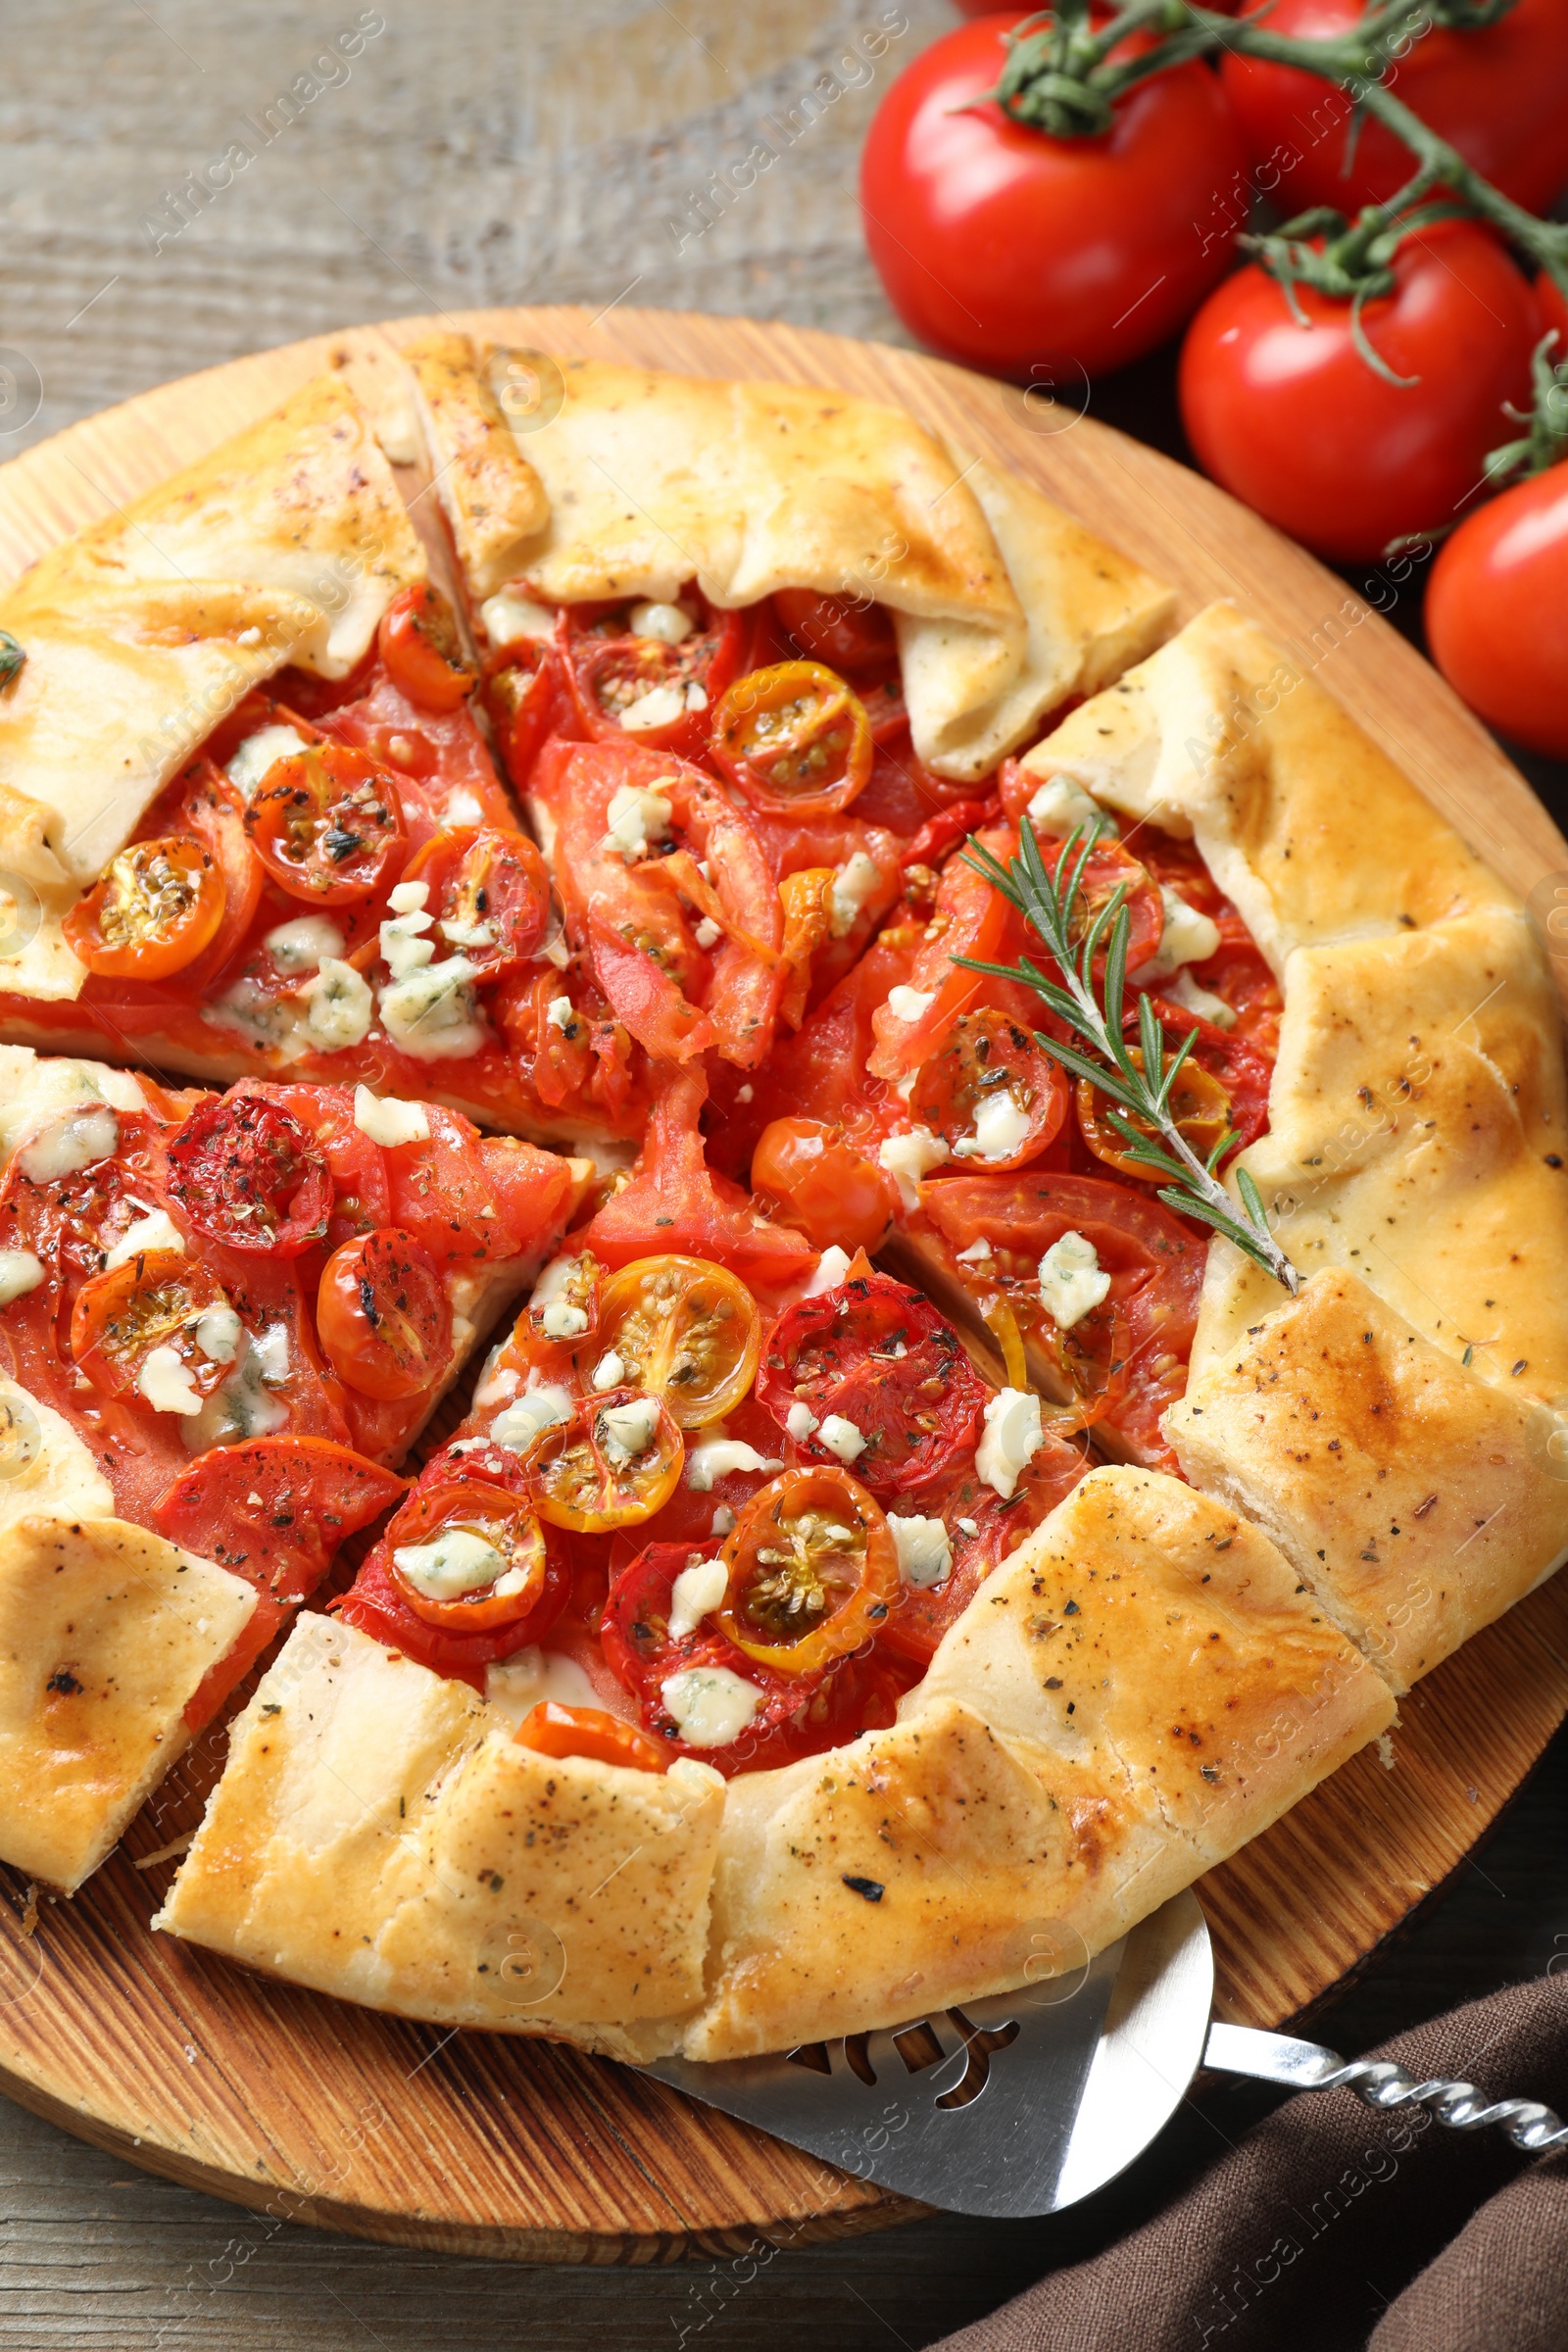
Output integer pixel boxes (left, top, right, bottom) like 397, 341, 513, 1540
402, 336, 1172, 780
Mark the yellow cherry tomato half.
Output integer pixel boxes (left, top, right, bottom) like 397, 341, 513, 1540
69, 1249, 234, 1409
64, 835, 225, 980
594, 1255, 760, 1431
710, 660, 872, 816
1075, 1048, 1233, 1181
715, 1464, 899, 1675
527, 1387, 684, 1532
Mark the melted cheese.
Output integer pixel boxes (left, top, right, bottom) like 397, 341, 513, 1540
666, 1555, 729, 1641
685, 1438, 783, 1492
265, 914, 344, 974
1038, 1230, 1111, 1330
890, 1514, 953, 1590
103, 1208, 184, 1270
661, 1663, 761, 1748
393, 1526, 507, 1601
353, 1086, 430, 1148
17, 1105, 118, 1185
976, 1387, 1044, 1500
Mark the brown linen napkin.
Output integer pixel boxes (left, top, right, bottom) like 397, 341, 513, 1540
930, 1975, 1568, 2352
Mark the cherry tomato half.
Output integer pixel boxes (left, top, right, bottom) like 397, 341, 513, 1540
164, 1090, 332, 1256
385, 1476, 553, 1631
1178, 221, 1538, 565
750, 1118, 895, 1254
772, 588, 896, 676
64, 836, 224, 981
912, 1009, 1067, 1172
527, 1387, 685, 1532
487, 639, 564, 788
594, 1255, 760, 1430
1076, 1046, 1233, 1181
1426, 458, 1568, 760
245, 742, 407, 906
758, 1268, 988, 1499
70, 1249, 234, 1408
514, 1698, 672, 1774
399, 824, 551, 977
715, 1465, 899, 1676
562, 605, 751, 758
710, 661, 873, 817
377, 582, 478, 713
317, 1227, 454, 1401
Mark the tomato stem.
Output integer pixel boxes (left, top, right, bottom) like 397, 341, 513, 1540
1484, 329, 1568, 486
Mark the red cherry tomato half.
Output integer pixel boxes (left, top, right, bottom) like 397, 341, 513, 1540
383, 1476, 553, 1632
757, 1268, 989, 1500
1222, 0, 1568, 219
377, 582, 478, 713
399, 824, 551, 977
912, 1008, 1067, 1172
710, 661, 874, 818
245, 742, 407, 906
562, 605, 751, 758
880, 1437, 1091, 1667
316, 1227, 454, 1401
514, 1699, 673, 1774
164, 1089, 333, 1256
1179, 221, 1538, 565
155, 1435, 407, 1601
750, 1118, 895, 1254
64, 835, 225, 981
1426, 460, 1568, 760
859, 12, 1250, 379
772, 588, 896, 676
69, 1249, 233, 1408
486, 638, 564, 788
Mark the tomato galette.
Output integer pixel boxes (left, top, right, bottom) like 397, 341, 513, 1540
0, 344, 1563, 2065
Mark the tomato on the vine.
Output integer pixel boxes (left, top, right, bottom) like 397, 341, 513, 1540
1222, 0, 1568, 219
1179, 221, 1538, 564
1426, 458, 1568, 759
858, 12, 1250, 378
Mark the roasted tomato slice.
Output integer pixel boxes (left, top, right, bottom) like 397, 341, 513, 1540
63, 836, 225, 980
1050, 831, 1162, 974
164, 1090, 332, 1256
593, 1254, 760, 1431
715, 1465, 899, 1674
527, 1387, 684, 1531
316, 1227, 454, 1401
1077, 1046, 1234, 1180
562, 604, 751, 757
757, 1268, 988, 1499
377, 582, 478, 713
245, 742, 406, 905
710, 661, 873, 817
912, 1008, 1068, 1172
385, 1476, 554, 1631
70, 1249, 235, 1409
881, 1440, 1091, 1666
514, 1698, 673, 1774
155, 1434, 407, 1599
772, 588, 897, 676
399, 824, 551, 978
749, 1118, 895, 1253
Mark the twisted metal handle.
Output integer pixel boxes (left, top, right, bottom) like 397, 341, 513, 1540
1204, 2022, 1568, 2156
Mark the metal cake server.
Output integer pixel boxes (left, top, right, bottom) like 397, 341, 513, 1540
646, 1891, 1568, 2217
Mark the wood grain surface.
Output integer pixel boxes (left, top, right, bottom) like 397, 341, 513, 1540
0, 303, 1565, 2266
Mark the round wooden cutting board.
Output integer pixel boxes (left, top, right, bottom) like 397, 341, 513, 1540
0, 307, 1565, 2263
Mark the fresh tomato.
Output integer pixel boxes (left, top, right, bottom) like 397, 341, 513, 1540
64, 837, 224, 980
1426, 459, 1568, 759
750, 1118, 895, 1253
164, 1090, 332, 1255
758, 1267, 989, 1500
399, 825, 551, 978
245, 742, 407, 905
710, 662, 873, 817
594, 1255, 761, 1430
527, 1388, 685, 1532
715, 1465, 899, 1674
377, 583, 478, 713
156, 1434, 406, 1601
69, 1250, 234, 1408
1221, 0, 1568, 218
773, 589, 896, 676
582, 1065, 816, 1298
515, 1698, 673, 1773
316, 1227, 453, 1400
384, 1476, 553, 1630
560, 603, 751, 759
913, 1008, 1068, 1171
881, 1436, 1091, 1666
1179, 221, 1538, 564
918, 1171, 1205, 1466
859, 13, 1249, 378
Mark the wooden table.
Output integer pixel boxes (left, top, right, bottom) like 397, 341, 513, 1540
3, 4, 1566, 2345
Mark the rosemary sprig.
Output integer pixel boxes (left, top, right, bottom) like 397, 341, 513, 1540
956, 817, 1299, 1296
